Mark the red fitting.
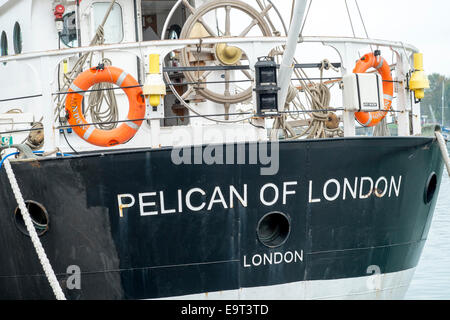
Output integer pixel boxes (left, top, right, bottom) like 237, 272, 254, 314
54, 4, 65, 20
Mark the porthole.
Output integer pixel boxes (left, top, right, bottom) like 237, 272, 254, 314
1, 31, 7, 55
424, 172, 438, 204
60, 12, 78, 48
257, 212, 291, 248
1, 31, 7, 65
14, 201, 50, 237
13, 22, 22, 54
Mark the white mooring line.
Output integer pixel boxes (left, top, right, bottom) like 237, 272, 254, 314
435, 131, 450, 177
3, 158, 66, 300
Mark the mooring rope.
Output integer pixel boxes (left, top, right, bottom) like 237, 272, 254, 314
2, 156, 66, 300
435, 131, 450, 177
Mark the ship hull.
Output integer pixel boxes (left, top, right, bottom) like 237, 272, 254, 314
163, 268, 416, 300
0, 137, 444, 300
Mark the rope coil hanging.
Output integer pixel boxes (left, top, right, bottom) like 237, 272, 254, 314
272, 59, 343, 140
55, 0, 119, 130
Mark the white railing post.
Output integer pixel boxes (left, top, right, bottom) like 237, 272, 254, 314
143, 52, 166, 149
39, 56, 59, 152
393, 49, 410, 137
324, 42, 366, 137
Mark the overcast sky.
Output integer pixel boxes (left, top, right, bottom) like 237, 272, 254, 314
272, 0, 450, 76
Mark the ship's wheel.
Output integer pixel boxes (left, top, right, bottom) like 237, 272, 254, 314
163, 0, 274, 119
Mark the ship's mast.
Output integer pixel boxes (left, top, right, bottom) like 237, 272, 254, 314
277, 0, 308, 110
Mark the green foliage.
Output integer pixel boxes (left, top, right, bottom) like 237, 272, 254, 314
421, 73, 449, 127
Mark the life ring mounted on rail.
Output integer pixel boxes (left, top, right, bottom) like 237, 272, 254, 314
65, 66, 145, 147
353, 52, 394, 127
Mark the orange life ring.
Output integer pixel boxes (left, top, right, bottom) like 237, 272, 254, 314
65, 66, 145, 147
353, 52, 394, 127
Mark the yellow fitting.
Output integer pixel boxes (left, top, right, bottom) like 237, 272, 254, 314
413, 53, 424, 71
409, 53, 429, 101
149, 54, 160, 75
144, 54, 165, 107
149, 95, 161, 108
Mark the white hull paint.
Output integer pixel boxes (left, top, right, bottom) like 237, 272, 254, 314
160, 268, 416, 300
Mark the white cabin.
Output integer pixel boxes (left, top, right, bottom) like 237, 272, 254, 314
0, 0, 423, 155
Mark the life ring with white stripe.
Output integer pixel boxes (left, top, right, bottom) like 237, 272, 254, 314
353, 52, 394, 127
65, 66, 145, 147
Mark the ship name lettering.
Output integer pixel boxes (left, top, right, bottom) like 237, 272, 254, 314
116, 176, 403, 218
117, 184, 248, 217
243, 250, 303, 268
308, 176, 402, 203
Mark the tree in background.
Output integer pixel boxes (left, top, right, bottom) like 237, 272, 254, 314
421, 73, 449, 128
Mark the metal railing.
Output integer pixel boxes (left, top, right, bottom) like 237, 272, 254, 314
0, 36, 420, 152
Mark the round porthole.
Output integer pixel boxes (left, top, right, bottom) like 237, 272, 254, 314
257, 212, 291, 248
13, 22, 22, 54
424, 172, 438, 204
60, 12, 77, 47
14, 201, 49, 237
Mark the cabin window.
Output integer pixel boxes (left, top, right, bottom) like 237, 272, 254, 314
60, 11, 78, 48
1, 31, 7, 65
92, 2, 124, 44
13, 22, 22, 54
1, 31, 7, 56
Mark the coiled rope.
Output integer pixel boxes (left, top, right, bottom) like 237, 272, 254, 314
55, 0, 119, 130
2, 155, 66, 300
271, 59, 343, 140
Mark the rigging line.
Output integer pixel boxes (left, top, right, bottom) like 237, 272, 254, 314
290, 0, 295, 26
266, 0, 289, 36
292, 77, 401, 83
355, 0, 374, 52
164, 63, 342, 72
344, 0, 362, 58
55, 113, 251, 130
0, 127, 48, 135
52, 75, 354, 97
249, 118, 266, 130
292, 77, 343, 81
3, 107, 417, 137
167, 79, 253, 86
0, 94, 43, 103
355, 0, 369, 38
55, 108, 345, 129
299, 0, 313, 36
61, 120, 80, 155
0, 108, 341, 135
53, 79, 255, 96
52, 85, 143, 96
344, 0, 357, 38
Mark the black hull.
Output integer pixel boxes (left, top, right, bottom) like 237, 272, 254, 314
0, 137, 444, 300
